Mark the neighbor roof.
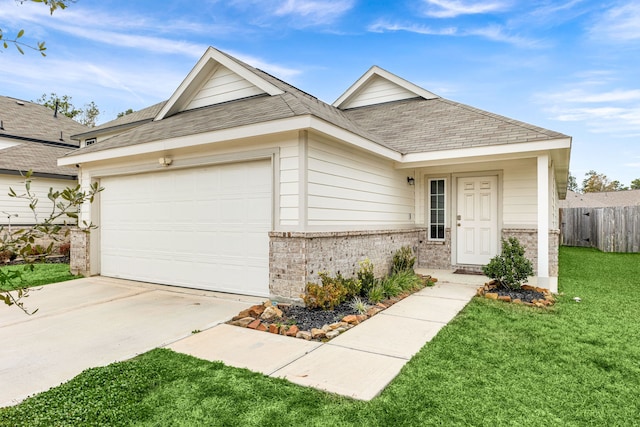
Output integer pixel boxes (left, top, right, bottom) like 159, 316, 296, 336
63, 47, 569, 158
559, 190, 640, 208
0, 96, 86, 177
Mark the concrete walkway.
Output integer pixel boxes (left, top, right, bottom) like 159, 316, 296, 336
0, 277, 263, 407
169, 270, 487, 400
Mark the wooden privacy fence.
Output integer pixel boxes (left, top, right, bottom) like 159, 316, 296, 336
560, 206, 640, 253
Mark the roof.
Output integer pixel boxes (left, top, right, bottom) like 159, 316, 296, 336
63, 47, 569, 159
72, 101, 167, 139
0, 96, 86, 177
559, 190, 640, 208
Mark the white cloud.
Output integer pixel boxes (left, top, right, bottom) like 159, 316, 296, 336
421, 0, 510, 18
275, 0, 355, 24
547, 89, 640, 103
368, 20, 457, 36
590, 2, 640, 41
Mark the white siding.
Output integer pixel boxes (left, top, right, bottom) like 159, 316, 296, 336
279, 144, 299, 226
307, 136, 414, 228
503, 159, 537, 227
0, 174, 76, 225
342, 75, 419, 109
550, 165, 559, 229
185, 65, 265, 110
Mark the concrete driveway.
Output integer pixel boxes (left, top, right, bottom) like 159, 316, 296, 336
0, 277, 262, 407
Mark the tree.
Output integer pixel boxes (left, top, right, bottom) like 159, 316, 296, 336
117, 108, 134, 118
567, 172, 578, 192
0, 1, 75, 56
581, 170, 628, 193
631, 178, 640, 190
36, 93, 100, 128
1, 171, 102, 314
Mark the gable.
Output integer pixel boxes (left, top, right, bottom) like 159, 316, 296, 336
155, 47, 284, 120
184, 64, 265, 111
333, 66, 439, 110
338, 75, 420, 109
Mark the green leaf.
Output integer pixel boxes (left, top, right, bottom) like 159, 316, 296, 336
17, 29, 24, 39
16, 44, 24, 55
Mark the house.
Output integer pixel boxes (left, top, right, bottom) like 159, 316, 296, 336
61, 47, 571, 299
559, 189, 640, 208
0, 96, 86, 230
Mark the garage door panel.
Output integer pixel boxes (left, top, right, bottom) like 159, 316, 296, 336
100, 160, 271, 296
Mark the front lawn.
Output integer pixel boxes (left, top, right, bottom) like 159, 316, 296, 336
1, 247, 639, 426
0, 263, 80, 291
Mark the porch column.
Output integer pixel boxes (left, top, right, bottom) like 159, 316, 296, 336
537, 154, 550, 288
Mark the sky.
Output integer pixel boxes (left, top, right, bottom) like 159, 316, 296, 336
0, 0, 639, 187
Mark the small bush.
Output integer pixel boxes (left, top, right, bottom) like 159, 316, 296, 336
392, 246, 415, 274
367, 284, 385, 304
393, 270, 423, 292
482, 237, 534, 290
349, 296, 371, 315
381, 275, 402, 298
357, 258, 376, 296
302, 272, 349, 310
59, 242, 71, 256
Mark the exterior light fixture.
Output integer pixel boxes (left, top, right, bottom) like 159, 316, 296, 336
407, 176, 415, 185
159, 157, 173, 167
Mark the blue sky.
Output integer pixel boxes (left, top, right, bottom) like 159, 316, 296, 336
1, 0, 639, 186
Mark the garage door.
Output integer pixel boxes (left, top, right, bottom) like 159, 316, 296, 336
99, 160, 272, 296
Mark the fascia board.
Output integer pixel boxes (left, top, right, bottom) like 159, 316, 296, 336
400, 138, 572, 166
59, 115, 403, 166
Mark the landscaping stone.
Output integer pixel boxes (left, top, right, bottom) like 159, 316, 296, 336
476, 281, 555, 308
311, 328, 326, 339
256, 323, 267, 332
247, 319, 262, 330
229, 317, 255, 327
296, 331, 312, 340
268, 324, 279, 334
366, 306, 383, 317
261, 306, 283, 321
326, 330, 340, 339
342, 314, 358, 324
286, 325, 299, 337
498, 295, 511, 303
485, 292, 499, 300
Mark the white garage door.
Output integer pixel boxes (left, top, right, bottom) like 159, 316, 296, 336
100, 160, 272, 296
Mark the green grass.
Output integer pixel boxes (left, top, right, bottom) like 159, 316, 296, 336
0, 263, 80, 291
1, 247, 639, 426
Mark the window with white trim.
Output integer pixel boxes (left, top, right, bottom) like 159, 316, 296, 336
428, 178, 446, 240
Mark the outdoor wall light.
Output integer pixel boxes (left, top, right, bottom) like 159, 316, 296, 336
407, 176, 415, 185
159, 157, 173, 167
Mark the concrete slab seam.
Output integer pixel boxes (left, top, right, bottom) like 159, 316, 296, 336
267, 343, 325, 377
324, 341, 412, 361
377, 311, 449, 325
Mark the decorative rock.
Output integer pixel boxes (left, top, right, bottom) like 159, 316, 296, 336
296, 331, 312, 340
336, 327, 347, 333
356, 314, 368, 323
268, 324, 280, 334
329, 322, 342, 330
311, 328, 326, 339
376, 302, 387, 309
261, 306, 283, 321
512, 299, 523, 305
256, 322, 267, 332
247, 319, 262, 329
342, 314, 358, 324
229, 317, 255, 327
326, 330, 340, 339
321, 324, 332, 333
233, 304, 265, 320
366, 307, 383, 317
431, 278, 438, 283
286, 325, 299, 337
476, 287, 485, 296
521, 285, 535, 292
498, 295, 512, 303
263, 300, 273, 308
485, 292, 499, 300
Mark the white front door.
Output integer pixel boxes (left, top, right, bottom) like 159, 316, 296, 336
456, 176, 498, 265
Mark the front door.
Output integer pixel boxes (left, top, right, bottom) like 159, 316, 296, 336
456, 176, 498, 265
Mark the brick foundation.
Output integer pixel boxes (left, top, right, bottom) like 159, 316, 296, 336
269, 229, 425, 301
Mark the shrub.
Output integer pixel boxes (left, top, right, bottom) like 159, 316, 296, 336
392, 246, 415, 274
392, 270, 423, 292
381, 275, 402, 298
357, 258, 376, 296
482, 237, 534, 290
302, 272, 349, 310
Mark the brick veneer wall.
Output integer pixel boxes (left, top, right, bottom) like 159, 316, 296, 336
269, 229, 425, 301
417, 228, 451, 269
501, 228, 560, 277
70, 229, 90, 276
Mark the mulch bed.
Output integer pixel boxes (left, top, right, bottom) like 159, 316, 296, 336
477, 280, 556, 307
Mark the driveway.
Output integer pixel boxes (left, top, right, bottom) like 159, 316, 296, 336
0, 277, 262, 407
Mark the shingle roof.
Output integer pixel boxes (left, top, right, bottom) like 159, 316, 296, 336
72, 101, 167, 139
63, 50, 568, 158
342, 98, 568, 154
559, 190, 640, 208
0, 96, 86, 176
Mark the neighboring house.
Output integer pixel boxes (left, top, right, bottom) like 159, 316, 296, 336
61, 47, 571, 299
0, 96, 86, 228
559, 190, 640, 208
